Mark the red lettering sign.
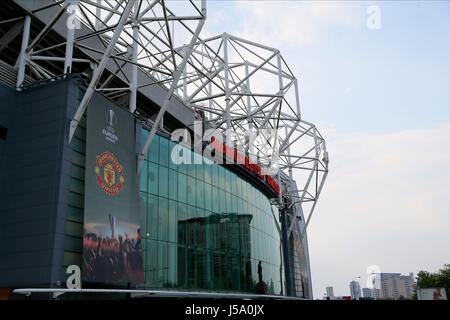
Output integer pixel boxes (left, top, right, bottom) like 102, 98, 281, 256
208, 139, 280, 194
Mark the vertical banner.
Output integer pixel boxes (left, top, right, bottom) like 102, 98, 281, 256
83, 95, 143, 285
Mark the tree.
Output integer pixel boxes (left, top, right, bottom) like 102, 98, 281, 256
416, 264, 450, 298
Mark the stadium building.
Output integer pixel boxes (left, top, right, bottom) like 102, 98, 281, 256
0, 0, 328, 299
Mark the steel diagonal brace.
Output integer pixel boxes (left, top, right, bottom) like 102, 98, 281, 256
68, 0, 135, 143
138, 0, 207, 172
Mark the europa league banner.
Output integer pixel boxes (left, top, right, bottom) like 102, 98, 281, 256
83, 94, 143, 285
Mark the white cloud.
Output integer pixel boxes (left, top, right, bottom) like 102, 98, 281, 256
305, 123, 450, 298
233, 1, 363, 49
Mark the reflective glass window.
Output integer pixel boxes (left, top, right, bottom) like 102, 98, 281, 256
140, 160, 148, 192
177, 202, 187, 245
148, 162, 158, 195
159, 136, 169, 167
187, 176, 196, 207
196, 179, 205, 209
178, 173, 187, 204
168, 200, 177, 243
168, 169, 177, 200
204, 182, 212, 212
157, 242, 167, 287
149, 135, 159, 163
147, 194, 158, 240
158, 166, 168, 198
158, 197, 168, 241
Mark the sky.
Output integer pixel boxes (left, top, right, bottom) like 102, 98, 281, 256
201, 1, 450, 298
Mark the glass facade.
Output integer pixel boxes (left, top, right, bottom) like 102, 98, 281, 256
139, 129, 284, 294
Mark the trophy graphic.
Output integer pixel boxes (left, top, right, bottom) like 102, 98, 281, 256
108, 213, 116, 239
108, 109, 115, 127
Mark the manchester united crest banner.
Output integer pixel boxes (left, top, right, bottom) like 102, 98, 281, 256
83, 94, 143, 284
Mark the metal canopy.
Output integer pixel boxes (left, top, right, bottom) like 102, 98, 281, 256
8, 0, 207, 131
2, 0, 328, 243
166, 32, 329, 234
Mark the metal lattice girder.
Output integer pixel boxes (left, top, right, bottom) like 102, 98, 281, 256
4, 0, 328, 232
67, 0, 207, 142
3, 0, 206, 141
172, 32, 329, 228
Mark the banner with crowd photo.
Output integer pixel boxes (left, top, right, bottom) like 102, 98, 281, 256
82, 94, 143, 285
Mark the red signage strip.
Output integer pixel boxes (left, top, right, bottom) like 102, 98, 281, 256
210, 138, 280, 194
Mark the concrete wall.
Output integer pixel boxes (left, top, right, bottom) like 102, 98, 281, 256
0, 84, 15, 206
0, 78, 81, 288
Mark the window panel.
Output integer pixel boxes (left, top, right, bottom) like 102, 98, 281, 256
196, 248, 206, 289
147, 194, 158, 240
187, 151, 195, 177
140, 192, 147, 236
219, 189, 226, 214
231, 195, 238, 214
177, 246, 187, 288
168, 169, 177, 200
204, 163, 212, 185
148, 162, 158, 195
159, 135, 169, 167
218, 166, 225, 190
211, 164, 218, 186
141, 128, 148, 153
145, 239, 157, 287
149, 134, 159, 163
196, 208, 205, 249
178, 173, 187, 204
225, 169, 231, 192
187, 205, 196, 247
196, 163, 204, 182
158, 197, 168, 241
204, 183, 212, 212
187, 176, 196, 207
204, 211, 213, 250
158, 166, 169, 198
225, 192, 231, 214
187, 247, 197, 288
196, 179, 205, 209
157, 242, 168, 287
204, 250, 214, 289
167, 243, 177, 288
168, 140, 178, 171
212, 187, 220, 214
177, 203, 187, 245
140, 160, 148, 192
137, 148, 285, 295
231, 173, 237, 195
213, 250, 222, 289
168, 200, 177, 243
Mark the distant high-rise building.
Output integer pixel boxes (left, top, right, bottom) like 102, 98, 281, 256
326, 286, 334, 299
350, 280, 362, 300
373, 273, 415, 299
362, 287, 376, 299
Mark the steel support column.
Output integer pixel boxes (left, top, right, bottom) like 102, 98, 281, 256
129, 1, 140, 113
16, 15, 30, 90
280, 205, 294, 297
64, 0, 78, 75
223, 33, 231, 130
69, 0, 135, 143
138, 0, 207, 171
